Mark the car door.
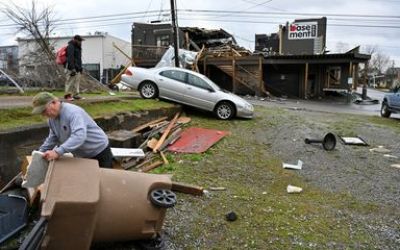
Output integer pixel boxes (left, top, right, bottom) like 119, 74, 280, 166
183, 72, 218, 111
391, 88, 400, 110
156, 70, 188, 103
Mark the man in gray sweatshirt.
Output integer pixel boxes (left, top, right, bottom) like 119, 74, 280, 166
32, 92, 113, 168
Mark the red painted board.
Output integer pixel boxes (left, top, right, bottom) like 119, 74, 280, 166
168, 127, 230, 153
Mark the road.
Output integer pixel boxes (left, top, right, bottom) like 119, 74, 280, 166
247, 87, 396, 117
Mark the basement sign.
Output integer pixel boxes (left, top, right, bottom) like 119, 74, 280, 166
288, 22, 318, 40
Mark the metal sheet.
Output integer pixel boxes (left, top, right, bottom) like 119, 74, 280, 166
168, 127, 230, 153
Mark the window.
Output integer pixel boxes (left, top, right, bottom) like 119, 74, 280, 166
327, 67, 341, 86
187, 74, 211, 90
160, 70, 187, 83
156, 35, 170, 47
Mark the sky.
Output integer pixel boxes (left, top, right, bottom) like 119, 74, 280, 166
0, 0, 399, 68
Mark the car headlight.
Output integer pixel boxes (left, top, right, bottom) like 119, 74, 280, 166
245, 103, 254, 111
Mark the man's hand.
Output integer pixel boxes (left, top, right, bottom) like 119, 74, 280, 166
43, 150, 60, 161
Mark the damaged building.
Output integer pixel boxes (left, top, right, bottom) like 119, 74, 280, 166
131, 18, 370, 99
131, 22, 236, 67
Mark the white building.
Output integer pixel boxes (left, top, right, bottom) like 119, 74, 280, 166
17, 32, 131, 81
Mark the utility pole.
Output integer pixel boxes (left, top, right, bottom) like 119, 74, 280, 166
170, 0, 179, 67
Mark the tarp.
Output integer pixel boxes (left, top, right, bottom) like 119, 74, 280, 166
155, 46, 198, 68
168, 127, 230, 153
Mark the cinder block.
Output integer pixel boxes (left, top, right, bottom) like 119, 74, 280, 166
107, 130, 141, 148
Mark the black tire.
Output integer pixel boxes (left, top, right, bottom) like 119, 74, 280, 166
139, 81, 158, 99
149, 189, 177, 208
214, 101, 235, 120
381, 102, 391, 118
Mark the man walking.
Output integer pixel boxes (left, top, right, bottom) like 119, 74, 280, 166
65, 35, 84, 101
32, 92, 113, 168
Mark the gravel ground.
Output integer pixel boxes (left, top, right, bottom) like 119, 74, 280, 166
162, 104, 400, 249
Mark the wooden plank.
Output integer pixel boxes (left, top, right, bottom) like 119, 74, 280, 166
132, 116, 168, 133
139, 160, 163, 173
171, 181, 204, 196
111, 62, 132, 84
147, 138, 158, 150
153, 112, 180, 153
177, 116, 191, 124
160, 151, 169, 165
113, 42, 136, 66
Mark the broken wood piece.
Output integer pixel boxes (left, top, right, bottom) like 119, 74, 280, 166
132, 116, 168, 133
160, 151, 169, 165
149, 120, 169, 129
159, 127, 183, 151
171, 181, 204, 196
139, 160, 163, 173
0, 172, 23, 194
111, 62, 132, 84
209, 187, 226, 191
124, 158, 152, 170
147, 138, 159, 150
153, 112, 180, 153
177, 116, 191, 124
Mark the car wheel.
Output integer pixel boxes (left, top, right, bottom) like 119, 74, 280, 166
139, 81, 158, 99
149, 189, 177, 208
381, 102, 391, 118
215, 101, 235, 120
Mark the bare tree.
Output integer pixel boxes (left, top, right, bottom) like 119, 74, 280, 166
0, 0, 64, 88
371, 50, 390, 74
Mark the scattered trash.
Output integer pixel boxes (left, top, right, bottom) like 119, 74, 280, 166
283, 160, 303, 170
209, 187, 226, 191
287, 185, 303, 193
111, 147, 145, 157
383, 154, 398, 159
225, 211, 238, 221
369, 146, 391, 154
391, 164, 400, 169
339, 136, 368, 146
304, 133, 336, 151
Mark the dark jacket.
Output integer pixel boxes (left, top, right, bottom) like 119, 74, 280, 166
66, 40, 82, 72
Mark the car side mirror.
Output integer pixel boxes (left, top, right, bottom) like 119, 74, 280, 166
208, 88, 215, 92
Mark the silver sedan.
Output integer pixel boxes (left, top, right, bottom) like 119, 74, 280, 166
120, 66, 254, 120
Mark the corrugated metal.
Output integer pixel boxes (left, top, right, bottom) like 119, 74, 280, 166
168, 127, 230, 153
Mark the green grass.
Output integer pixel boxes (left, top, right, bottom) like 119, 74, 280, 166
0, 98, 174, 131
143, 107, 396, 248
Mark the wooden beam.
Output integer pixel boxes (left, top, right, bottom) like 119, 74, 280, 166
113, 42, 135, 66
349, 61, 353, 91
153, 112, 180, 153
160, 151, 169, 165
258, 56, 263, 96
232, 58, 236, 93
111, 62, 132, 84
304, 63, 309, 99
132, 116, 168, 133
139, 160, 163, 173
171, 181, 204, 196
